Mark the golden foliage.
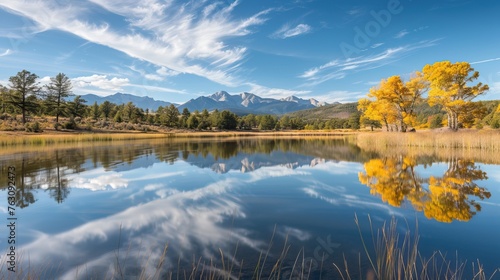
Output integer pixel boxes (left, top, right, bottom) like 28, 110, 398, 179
359, 156, 491, 223
423, 61, 489, 130
360, 73, 426, 132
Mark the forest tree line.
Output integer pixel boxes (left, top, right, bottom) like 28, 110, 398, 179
0, 69, 362, 132
1, 63, 500, 133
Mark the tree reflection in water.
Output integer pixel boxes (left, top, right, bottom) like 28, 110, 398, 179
359, 156, 491, 222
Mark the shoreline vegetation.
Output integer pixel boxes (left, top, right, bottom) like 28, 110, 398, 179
0, 130, 355, 147
1, 128, 500, 147
3, 128, 500, 165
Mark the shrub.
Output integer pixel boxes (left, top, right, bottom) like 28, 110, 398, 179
429, 115, 443, 129
25, 121, 43, 133
63, 118, 77, 129
0, 113, 12, 120
492, 119, 500, 129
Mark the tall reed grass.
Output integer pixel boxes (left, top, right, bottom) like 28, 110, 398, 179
0, 131, 352, 148
0, 133, 169, 147
356, 130, 500, 151
334, 215, 499, 280
355, 130, 500, 164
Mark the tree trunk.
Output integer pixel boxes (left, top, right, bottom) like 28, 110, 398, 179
453, 111, 459, 131
446, 111, 453, 129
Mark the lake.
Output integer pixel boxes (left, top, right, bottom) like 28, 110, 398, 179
1, 137, 499, 279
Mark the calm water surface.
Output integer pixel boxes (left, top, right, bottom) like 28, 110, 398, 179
0, 138, 499, 279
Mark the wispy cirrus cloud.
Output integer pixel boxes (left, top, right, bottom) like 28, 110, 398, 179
300, 39, 440, 86
246, 82, 311, 99
471, 57, 500, 65
129, 65, 180, 82
0, 0, 271, 87
394, 29, 409, 39
272, 23, 311, 39
316, 90, 365, 103
370, 43, 384, 49
0, 49, 11, 56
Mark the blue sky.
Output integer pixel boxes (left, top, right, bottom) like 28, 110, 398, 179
0, 0, 499, 104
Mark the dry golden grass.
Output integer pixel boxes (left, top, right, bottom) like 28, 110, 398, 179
355, 130, 500, 164
0, 130, 352, 147
356, 129, 500, 150
335, 215, 499, 280
0, 132, 169, 146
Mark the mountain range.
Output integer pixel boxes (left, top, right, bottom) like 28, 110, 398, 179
178, 91, 327, 115
80, 92, 175, 111
80, 91, 327, 115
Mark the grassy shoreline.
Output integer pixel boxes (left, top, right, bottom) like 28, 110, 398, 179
356, 129, 500, 150
0, 130, 354, 147
2, 128, 500, 151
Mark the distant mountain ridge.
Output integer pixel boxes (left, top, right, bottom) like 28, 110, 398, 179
80, 92, 174, 111
178, 91, 327, 115
79, 91, 327, 114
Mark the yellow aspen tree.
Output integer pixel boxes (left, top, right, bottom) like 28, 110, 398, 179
367, 73, 426, 132
423, 61, 489, 131
358, 97, 398, 131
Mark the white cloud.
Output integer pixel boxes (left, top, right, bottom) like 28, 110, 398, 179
0, 48, 11, 56
72, 74, 130, 91
19, 177, 263, 279
306, 161, 363, 174
143, 66, 180, 81
70, 173, 128, 191
0, 0, 271, 87
273, 23, 312, 39
130, 84, 186, 95
129, 65, 180, 81
300, 39, 440, 86
302, 185, 402, 216
39, 76, 51, 85
156, 66, 179, 77
246, 83, 311, 99
315, 90, 364, 103
248, 165, 310, 182
471, 57, 500, 65
277, 226, 311, 241
299, 60, 339, 79
394, 29, 409, 39
144, 74, 163, 81
370, 43, 384, 49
